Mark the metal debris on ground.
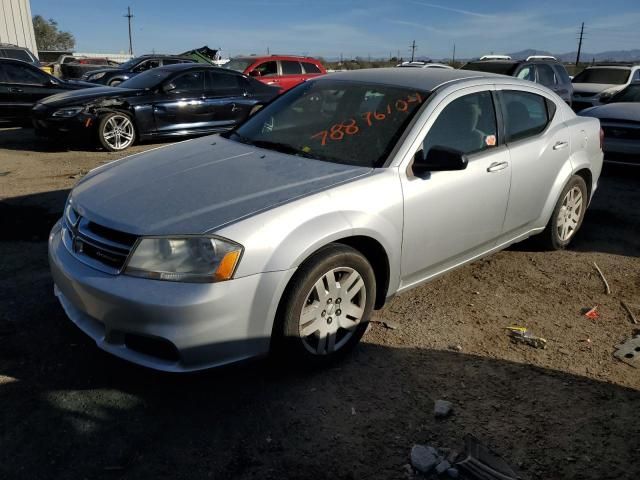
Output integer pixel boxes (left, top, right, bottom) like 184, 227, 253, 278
457, 434, 519, 480
593, 261, 611, 295
583, 306, 600, 319
613, 334, 640, 368
434, 399, 453, 418
506, 326, 547, 349
621, 301, 638, 325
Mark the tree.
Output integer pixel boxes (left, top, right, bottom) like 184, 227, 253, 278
33, 15, 75, 51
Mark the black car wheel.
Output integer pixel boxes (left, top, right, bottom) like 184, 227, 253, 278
97, 112, 136, 151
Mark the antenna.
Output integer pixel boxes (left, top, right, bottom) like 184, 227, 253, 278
124, 6, 134, 55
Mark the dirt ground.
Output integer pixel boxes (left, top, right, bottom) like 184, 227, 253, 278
1, 127, 639, 480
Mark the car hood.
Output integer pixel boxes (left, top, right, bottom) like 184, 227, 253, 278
580, 102, 640, 122
61, 79, 102, 89
37, 86, 140, 106
71, 135, 372, 235
572, 83, 621, 95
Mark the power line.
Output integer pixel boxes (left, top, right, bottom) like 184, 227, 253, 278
575, 22, 585, 67
124, 6, 134, 55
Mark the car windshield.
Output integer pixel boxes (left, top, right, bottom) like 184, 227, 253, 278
572, 68, 631, 85
117, 57, 141, 70
3, 49, 36, 63
226, 79, 430, 167
222, 58, 254, 73
118, 68, 173, 89
461, 62, 517, 75
610, 83, 640, 103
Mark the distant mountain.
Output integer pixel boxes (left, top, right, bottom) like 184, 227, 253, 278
507, 49, 640, 63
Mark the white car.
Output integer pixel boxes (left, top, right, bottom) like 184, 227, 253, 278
572, 64, 640, 111
396, 61, 453, 69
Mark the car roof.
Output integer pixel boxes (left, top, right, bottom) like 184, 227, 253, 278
154, 63, 246, 74
232, 55, 319, 62
318, 67, 502, 91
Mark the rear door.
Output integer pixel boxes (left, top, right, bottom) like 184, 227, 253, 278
203, 70, 253, 128
151, 69, 208, 135
497, 88, 569, 237
250, 60, 280, 89
0, 62, 59, 122
278, 60, 305, 91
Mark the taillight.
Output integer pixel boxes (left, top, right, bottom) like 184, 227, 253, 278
599, 128, 604, 151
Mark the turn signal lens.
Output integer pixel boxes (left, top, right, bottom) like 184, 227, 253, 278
214, 250, 242, 281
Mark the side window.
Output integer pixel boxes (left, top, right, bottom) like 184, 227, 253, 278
3, 49, 34, 63
302, 62, 321, 74
253, 61, 277, 77
516, 65, 535, 82
161, 59, 181, 66
423, 91, 498, 156
206, 71, 242, 94
633, 70, 640, 81
3, 63, 48, 85
536, 64, 557, 87
281, 60, 302, 75
134, 59, 160, 72
167, 70, 205, 93
501, 90, 551, 142
552, 64, 571, 84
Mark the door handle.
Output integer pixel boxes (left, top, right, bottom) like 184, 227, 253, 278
553, 141, 569, 150
487, 161, 509, 172
9, 87, 23, 93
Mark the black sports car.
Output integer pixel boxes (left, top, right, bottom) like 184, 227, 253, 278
0, 58, 96, 125
81, 54, 195, 87
32, 64, 280, 151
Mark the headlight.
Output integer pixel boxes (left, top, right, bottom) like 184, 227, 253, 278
598, 91, 615, 101
124, 236, 243, 283
52, 107, 84, 118
89, 72, 106, 80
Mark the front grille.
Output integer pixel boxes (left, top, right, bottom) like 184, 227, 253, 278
63, 206, 138, 273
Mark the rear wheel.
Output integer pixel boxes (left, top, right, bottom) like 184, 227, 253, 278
541, 175, 588, 249
97, 112, 136, 151
276, 244, 375, 365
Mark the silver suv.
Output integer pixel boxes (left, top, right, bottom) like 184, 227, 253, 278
49, 68, 603, 372
461, 58, 573, 105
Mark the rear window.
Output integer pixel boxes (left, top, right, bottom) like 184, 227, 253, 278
461, 62, 517, 76
2, 48, 35, 63
282, 60, 302, 75
552, 64, 571, 84
302, 62, 321, 74
572, 68, 630, 85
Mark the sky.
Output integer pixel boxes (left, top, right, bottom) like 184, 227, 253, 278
30, 0, 640, 59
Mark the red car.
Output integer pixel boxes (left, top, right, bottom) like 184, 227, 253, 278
222, 55, 326, 92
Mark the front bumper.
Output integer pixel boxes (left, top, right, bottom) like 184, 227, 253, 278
32, 106, 98, 136
48, 221, 291, 372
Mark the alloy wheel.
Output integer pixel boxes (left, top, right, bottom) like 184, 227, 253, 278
102, 114, 134, 150
556, 186, 583, 242
298, 267, 367, 355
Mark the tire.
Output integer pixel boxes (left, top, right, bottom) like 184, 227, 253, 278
97, 112, 136, 152
108, 79, 123, 87
275, 243, 376, 366
541, 175, 588, 250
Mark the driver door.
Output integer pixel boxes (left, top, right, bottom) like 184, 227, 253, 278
152, 70, 208, 135
399, 87, 512, 289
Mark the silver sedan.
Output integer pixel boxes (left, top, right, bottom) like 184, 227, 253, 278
49, 68, 603, 371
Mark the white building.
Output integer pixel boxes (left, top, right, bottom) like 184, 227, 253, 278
0, 0, 38, 56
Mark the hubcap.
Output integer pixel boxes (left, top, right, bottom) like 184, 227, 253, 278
299, 267, 366, 355
556, 186, 583, 241
102, 115, 134, 150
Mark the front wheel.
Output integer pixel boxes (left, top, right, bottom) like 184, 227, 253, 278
541, 175, 588, 250
276, 244, 376, 365
97, 112, 136, 151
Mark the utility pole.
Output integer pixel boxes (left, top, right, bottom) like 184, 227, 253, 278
267, 46, 270, 55
575, 22, 584, 67
452, 43, 456, 65
124, 6, 134, 55
409, 40, 417, 62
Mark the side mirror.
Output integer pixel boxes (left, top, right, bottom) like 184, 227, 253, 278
412, 146, 468, 176
163, 82, 177, 93
249, 70, 261, 77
